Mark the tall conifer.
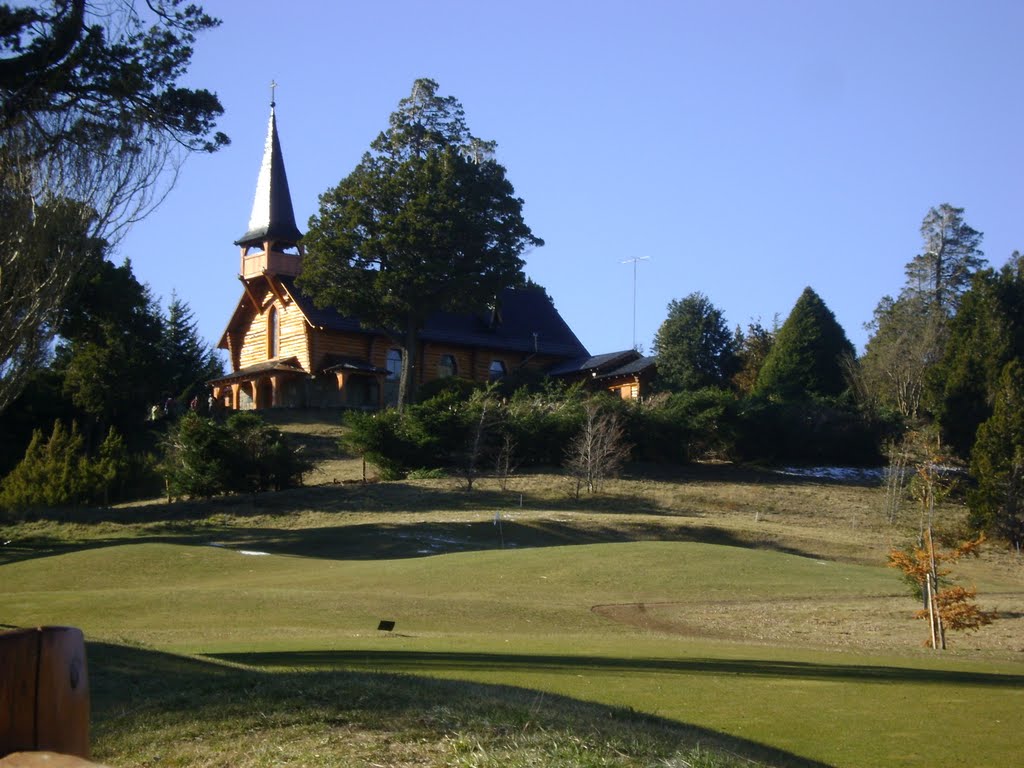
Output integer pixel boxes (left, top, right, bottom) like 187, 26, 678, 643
755, 287, 854, 400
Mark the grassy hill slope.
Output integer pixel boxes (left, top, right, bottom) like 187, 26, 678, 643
1, 409, 1022, 767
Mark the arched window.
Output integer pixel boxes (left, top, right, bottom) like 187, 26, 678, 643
267, 306, 279, 358
488, 360, 506, 382
438, 354, 457, 378
386, 349, 402, 380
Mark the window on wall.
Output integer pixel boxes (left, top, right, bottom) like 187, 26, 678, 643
267, 306, 279, 358
386, 349, 402, 380
438, 354, 457, 378
488, 360, 506, 382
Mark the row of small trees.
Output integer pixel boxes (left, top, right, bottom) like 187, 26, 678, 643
0, 411, 311, 517
649, 204, 1023, 552
0, 253, 223, 478
341, 380, 890, 491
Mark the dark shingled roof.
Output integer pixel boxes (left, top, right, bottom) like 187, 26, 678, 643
279, 276, 589, 359
208, 357, 306, 385
235, 105, 303, 248
547, 349, 640, 377
594, 355, 657, 380
321, 356, 389, 375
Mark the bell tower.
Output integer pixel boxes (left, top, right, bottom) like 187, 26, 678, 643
235, 86, 303, 278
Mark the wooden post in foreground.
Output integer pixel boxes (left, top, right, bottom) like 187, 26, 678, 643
0, 627, 90, 759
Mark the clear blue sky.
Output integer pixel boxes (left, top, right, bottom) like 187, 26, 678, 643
118, 0, 1023, 357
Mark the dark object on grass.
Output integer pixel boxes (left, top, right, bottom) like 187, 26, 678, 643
377, 620, 395, 632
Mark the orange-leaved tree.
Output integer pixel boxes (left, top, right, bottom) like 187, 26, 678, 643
888, 533, 995, 649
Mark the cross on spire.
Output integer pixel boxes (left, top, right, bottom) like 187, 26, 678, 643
270, 79, 277, 107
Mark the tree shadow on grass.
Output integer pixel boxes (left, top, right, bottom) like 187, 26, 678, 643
87, 640, 833, 768
0, 515, 824, 568
0, 464, 878, 567
207, 648, 1024, 689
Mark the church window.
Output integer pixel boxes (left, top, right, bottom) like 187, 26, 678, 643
438, 354, 457, 378
489, 360, 506, 382
268, 306, 279, 358
386, 349, 402, 380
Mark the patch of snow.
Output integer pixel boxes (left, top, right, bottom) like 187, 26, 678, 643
774, 466, 884, 483
239, 550, 270, 556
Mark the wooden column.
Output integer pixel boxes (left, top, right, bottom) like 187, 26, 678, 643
339, 374, 352, 409
230, 383, 240, 411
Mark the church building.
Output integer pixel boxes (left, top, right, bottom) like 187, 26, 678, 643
209, 101, 654, 410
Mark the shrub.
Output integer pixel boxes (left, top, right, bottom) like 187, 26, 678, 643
0, 421, 91, 513
162, 412, 310, 499
225, 412, 313, 492
0, 421, 146, 515
342, 409, 413, 479
162, 412, 233, 498
734, 397, 888, 465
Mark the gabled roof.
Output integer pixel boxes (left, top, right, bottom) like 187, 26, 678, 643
235, 103, 303, 248
279, 277, 590, 358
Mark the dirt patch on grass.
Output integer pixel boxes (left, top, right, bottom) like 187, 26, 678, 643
593, 593, 1024, 658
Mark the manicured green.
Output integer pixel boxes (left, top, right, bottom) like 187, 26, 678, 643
2, 519, 1021, 768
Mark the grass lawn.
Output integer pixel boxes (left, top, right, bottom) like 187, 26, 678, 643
2, 417, 1022, 767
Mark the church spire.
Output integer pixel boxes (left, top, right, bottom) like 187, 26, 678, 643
236, 91, 302, 250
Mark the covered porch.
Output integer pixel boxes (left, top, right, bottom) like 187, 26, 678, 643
209, 358, 309, 410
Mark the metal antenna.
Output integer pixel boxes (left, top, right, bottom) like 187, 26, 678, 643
620, 256, 650, 350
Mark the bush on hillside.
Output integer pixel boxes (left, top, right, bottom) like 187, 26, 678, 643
733, 397, 891, 466
162, 412, 311, 498
225, 412, 315, 493
343, 384, 591, 478
0, 421, 149, 516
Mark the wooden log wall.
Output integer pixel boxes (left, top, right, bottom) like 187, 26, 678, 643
237, 295, 310, 371
310, 329, 375, 372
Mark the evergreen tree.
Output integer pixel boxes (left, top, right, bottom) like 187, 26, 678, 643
0, 0, 227, 412
732, 321, 775, 396
905, 204, 986, 316
652, 292, 737, 392
56, 255, 164, 438
0, 420, 91, 512
968, 361, 1024, 549
299, 79, 542, 409
160, 291, 223, 401
861, 205, 986, 422
931, 253, 1024, 456
755, 287, 854, 400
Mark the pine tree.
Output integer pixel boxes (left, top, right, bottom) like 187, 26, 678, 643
755, 287, 854, 400
905, 204, 986, 316
968, 361, 1024, 549
0, 420, 93, 513
299, 79, 542, 409
160, 292, 223, 401
861, 205, 986, 423
57, 255, 164, 438
652, 292, 737, 391
931, 253, 1024, 456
